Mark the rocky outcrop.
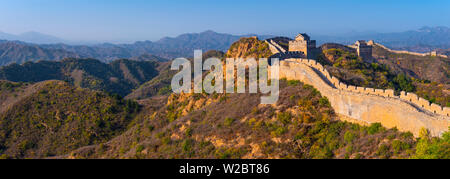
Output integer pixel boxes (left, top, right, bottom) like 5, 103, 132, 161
226, 37, 272, 59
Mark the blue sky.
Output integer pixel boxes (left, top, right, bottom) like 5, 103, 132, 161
0, 0, 449, 43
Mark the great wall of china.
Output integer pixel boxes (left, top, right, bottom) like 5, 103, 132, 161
267, 39, 286, 54
368, 41, 449, 58
273, 58, 450, 137
263, 34, 449, 136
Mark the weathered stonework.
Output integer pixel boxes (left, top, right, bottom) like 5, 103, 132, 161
266, 39, 286, 54
374, 41, 449, 58
347, 40, 373, 62
288, 34, 317, 59
271, 58, 450, 137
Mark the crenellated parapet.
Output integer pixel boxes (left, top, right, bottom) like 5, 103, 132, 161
373, 42, 449, 58
276, 58, 449, 136
266, 40, 286, 54
399, 91, 450, 116
285, 58, 450, 117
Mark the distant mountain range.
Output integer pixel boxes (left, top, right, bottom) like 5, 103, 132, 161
1, 27, 450, 66
40, 30, 273, 60
0, 31, 65, 44
315, 26, 450, 52
0, 30, 272, 65
0, 40, 80, 66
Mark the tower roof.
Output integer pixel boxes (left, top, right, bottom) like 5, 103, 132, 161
355, 40, 367, 46
295, 33, 310, 41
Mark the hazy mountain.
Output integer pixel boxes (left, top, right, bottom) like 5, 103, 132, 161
316, 26, 450, 52
0, 40, 80, 66
0, 30, 273, 65
107, 30, 272, 59
40, 43, 134, 62
0, 31, 17, 40
0, 31, 65, 44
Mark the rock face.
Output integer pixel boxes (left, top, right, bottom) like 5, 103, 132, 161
275, 58, 450, 137
226, 37, 272, 59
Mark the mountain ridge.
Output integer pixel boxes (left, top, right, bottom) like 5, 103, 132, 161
0, 31, 65, 44
315, 26, 450, 52
2, 27, 450, 66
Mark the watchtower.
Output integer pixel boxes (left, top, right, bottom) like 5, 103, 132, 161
289, 33, 317, 59
355, 40, 373, 62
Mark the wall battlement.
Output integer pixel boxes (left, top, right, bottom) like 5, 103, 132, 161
266, 39, 286, 54
285, 58, 450, 117
373, 42, 449, 58
276, 58, 450, 136
288, 34, 317, 59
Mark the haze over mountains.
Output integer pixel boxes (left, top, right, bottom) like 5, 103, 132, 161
0, 30, 272, 65
0, 31, 65, 44
0, 35, 448, 159
316, 26, 450, 53
0, 26, 450, 66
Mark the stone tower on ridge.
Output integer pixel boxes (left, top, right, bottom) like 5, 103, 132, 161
355, 40, 373, 62
289, 33, 317, 59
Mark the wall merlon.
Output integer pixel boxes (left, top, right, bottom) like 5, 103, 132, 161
356, 87, 365, 93
385, 89, 395, 97
314, 63, 324, 71
321, 69, 330, 78
444, 107, 450, 116
374, 89, 385, 96
348, 85, 357, 92
430, 103, 443, 114
406, 93, 419, 103
339, 82, 348, 90
365, 88, 375, 94
418, 97, 430, 108
400, 91, 408, 100
308, 59, 316, 66
323, 68, 330, 75
331, 76, 340, 87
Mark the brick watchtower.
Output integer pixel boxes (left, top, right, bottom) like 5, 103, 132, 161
289, 33, 317, 59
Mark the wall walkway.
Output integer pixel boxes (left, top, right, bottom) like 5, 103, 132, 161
278, 58, 450, 136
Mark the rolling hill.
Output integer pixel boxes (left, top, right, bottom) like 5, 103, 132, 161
0, 41, 80, 66
0, 58, 161, 96
0, 80, 140, 158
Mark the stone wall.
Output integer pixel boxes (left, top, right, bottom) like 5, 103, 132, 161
288, 34, 317, 59
373, 42, 449, 58
266, 40, 286, 54
269, 40, 286, 53
289, 40, 308, 54
274, 58, 450, 137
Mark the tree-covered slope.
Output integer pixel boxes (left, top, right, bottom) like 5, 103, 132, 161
0, 58, 161, 96
62, 80, 450, 159
0, 81, 140, 158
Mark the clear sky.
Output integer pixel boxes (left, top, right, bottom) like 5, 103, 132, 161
0, 0, 449, 43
